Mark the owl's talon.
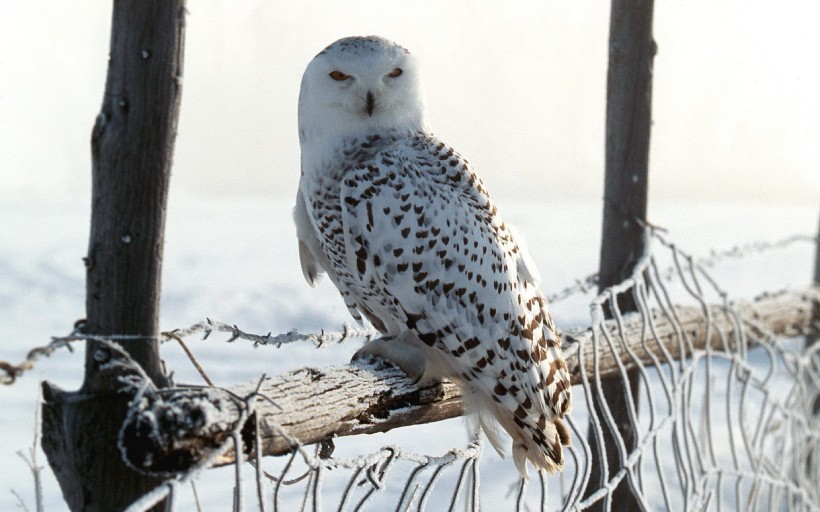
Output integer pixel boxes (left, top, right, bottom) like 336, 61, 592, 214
353, 336, 428, 384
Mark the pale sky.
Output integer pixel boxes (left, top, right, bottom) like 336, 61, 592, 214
0, 0, 818, 203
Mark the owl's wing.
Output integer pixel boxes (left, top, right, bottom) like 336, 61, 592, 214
506, 223, 542, 285
297, 178, 369, 324
293, 187, 323, 286
339, 135, 570, 473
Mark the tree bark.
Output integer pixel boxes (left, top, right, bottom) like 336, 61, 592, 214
588, 0, 656, 510
41, 2, 186, 510
814, 209, 819, 287
809, 210, 819, 424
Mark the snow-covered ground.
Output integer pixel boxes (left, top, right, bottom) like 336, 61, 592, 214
0, 194, 816, 510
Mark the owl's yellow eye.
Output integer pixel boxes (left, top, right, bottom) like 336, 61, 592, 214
387, 68, 403, 78
329, 70, 350, 81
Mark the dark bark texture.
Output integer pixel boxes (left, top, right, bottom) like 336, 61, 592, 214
41, 1, 186, 510
84, 0, 185, 386
810, 211, 819, 418
587, 0, 656, 510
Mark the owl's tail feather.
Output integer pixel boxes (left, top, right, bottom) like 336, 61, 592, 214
510, 416, 570, 477
470, 390, 571, 478
465, 393, 571, 478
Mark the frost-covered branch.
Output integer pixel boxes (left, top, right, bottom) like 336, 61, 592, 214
567, 288, 820, 385
120, 287, 818, 475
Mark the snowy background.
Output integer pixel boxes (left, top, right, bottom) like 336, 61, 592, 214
1, 1, 818, 510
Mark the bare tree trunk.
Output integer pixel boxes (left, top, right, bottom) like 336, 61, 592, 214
587, 0, 656, 510
814, 209, 820, 286
809, 209, 819, 416
41, 1, 186, 510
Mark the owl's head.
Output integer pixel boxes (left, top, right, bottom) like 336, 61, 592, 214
298, 36, 428, 144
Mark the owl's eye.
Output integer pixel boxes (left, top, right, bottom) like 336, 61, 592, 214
387, 68, 403, 78
329, 70, 350, 81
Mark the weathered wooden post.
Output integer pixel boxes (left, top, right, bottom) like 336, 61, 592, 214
40, 1, 186, 510
814, 210, 819, 287
587, 0, 656, 510
810, 210, 819, 418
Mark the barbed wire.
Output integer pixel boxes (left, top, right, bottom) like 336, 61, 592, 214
0, 321, 382, 386
545, 233, 818, 305
162, 318, 381, 349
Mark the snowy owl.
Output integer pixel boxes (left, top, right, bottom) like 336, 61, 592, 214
293, 36, 571, 475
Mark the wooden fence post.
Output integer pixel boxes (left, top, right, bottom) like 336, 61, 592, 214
814, 209, 819, 287
40, 1, 186, 510
810, 210, 819, 418
587, 0, 656, 510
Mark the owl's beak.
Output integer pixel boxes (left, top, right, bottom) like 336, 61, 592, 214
366, 90, 375, 117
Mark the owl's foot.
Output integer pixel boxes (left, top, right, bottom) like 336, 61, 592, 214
352, 333, 436, 387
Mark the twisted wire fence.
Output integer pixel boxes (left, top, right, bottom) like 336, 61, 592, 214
3, 231, 818, 511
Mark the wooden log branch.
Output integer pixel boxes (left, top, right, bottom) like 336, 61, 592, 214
119, 288, 819, 475
567, 288, 820, 383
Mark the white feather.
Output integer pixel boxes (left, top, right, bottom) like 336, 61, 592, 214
293, 36, 572, 476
